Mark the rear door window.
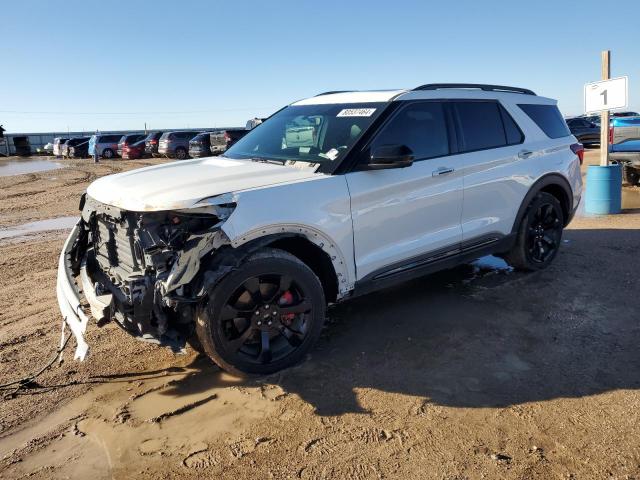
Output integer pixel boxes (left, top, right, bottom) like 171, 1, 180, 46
454, 101, 507, 152
518, 104, 571, 139
370, 101, 449, 161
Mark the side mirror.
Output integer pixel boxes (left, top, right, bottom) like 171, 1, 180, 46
368, 144, 414, 170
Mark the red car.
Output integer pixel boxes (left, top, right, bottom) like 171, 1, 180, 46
121, 140, 146, 159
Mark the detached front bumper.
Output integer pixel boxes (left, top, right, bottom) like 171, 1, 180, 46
56, 222, 91, 360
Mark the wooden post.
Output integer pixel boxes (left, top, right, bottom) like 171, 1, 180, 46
600, 50, 611, 166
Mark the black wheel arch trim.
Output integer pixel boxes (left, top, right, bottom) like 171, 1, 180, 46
511, 174, 573, 232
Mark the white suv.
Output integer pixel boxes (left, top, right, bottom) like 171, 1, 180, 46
57, 84, 583, 375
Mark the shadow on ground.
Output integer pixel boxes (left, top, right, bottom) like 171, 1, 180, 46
110, 228, 640, 416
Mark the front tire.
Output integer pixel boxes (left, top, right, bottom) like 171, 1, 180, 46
504, 192, 564, 271
196, 248, 326, 376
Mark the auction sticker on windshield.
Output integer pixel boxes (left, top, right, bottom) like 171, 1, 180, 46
337, 108, 376, 117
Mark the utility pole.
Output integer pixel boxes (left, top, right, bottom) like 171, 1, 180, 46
600, 50, 610, 166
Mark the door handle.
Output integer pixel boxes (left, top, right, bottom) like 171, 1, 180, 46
518, 150, 534, 159
432, 166, 454, 177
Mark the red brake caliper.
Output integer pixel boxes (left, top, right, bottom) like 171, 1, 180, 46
279, 290, 295, 326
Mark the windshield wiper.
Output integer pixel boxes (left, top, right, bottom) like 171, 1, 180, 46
249, 157, 286, 165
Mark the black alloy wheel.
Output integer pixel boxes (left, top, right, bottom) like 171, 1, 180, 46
526, 202, 562, 264
196, 248, 326, 375
218, 274, 311, 365
504, 192, 565, 271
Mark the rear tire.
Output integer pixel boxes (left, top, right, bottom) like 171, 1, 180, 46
504, 192, 564, 271
102, 148, 114, 159
175, 147, 187, 160
196, 248, 326, 376
622, 165, 640, 186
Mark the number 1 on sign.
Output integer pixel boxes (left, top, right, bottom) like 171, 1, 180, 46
600, 89, 607, 105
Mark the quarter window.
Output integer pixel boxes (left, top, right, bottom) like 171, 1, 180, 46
500, 105, 524, 145
518, 104, 571, 139
370, 102, 449, 161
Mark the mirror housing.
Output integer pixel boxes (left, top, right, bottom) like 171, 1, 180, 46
368, 144, 414, 170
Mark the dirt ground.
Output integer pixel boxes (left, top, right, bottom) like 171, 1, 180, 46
1, 151, 639, 479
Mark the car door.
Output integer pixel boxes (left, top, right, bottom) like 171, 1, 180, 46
346, 101, 464, 281
453, 100, 528, 243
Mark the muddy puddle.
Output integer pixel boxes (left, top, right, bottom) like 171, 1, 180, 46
0, 157, 64, 176
0, 216, 78, 240
0, 357, 283, 478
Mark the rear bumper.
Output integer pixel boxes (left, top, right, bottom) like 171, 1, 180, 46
189, 149, 209, 158
610, 151, 640, 166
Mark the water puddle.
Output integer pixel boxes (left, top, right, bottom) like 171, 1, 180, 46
0, 216, 78, 240
0, 157, 64, 176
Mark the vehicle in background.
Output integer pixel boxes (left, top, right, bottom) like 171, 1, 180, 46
566, 118, 599, 146
53, 137, 69, 157
144, 131, 164, 157
88, 134, 123, 159
209, 129, 250, 155
63, 137, 91, 158
117, 134, 147, 157
158, 131, 199, 159
121, 140, 147, 159
610, 116, 640, 185
69, 139, 91, 159
611, 111, 640, 118
245, 118, 264, 130
43, 142, 54, 154
188, 132, 214, 158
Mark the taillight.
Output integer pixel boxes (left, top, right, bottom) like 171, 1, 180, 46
150, 139, 158, 144
609, 126, 614, 144
570, 143, 584, 165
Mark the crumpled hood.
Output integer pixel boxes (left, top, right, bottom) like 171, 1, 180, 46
86, 157, 321, 211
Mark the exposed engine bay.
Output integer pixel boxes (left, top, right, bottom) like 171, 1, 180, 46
68, 194, 234, 352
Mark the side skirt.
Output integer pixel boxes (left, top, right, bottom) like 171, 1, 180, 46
347, 233, 516, 299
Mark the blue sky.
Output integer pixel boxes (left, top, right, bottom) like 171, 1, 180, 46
1, 0, 638, 133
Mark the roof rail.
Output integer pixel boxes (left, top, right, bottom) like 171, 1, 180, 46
414, 83, 536, 96
315, 90, 352, 97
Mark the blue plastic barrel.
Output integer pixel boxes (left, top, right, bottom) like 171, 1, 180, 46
584, 164, 622, 214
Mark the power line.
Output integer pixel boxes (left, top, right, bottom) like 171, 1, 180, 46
0, 106, 278, 116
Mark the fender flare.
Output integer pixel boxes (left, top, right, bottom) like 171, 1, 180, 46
511, 173, 573, 233
227, 224, 353, 296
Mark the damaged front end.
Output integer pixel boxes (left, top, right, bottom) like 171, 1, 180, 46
56, 194, 233, 360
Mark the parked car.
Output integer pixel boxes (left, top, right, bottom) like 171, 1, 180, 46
158, 131, 200, 159
121, 139, 147, 160
57, 83, 583, 375
88, 134, 123, 159
43, 142, 54, 154
143, 131, 164, 157
611, 111, 640, 118
188, 132, 214, 158
117, 134, 147, 157
65, 137, 91, 158
566, 117, 600, 146
52, 137, 69, 157
610, 116, 640, 185
209, 129, 250, 155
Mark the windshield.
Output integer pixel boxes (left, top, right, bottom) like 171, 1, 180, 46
224, 102, 385, 168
